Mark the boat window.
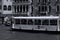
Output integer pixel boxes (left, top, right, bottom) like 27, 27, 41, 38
42, 19, 49, 25
15, 19, 20, 24
50, 19, 57, 25
28, 19, 33, 25
21, 19, 27, 25
34, 19, 41, 25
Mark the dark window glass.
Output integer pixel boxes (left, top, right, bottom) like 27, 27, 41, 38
23, 5, 25, 12
23, 0, 25, 2
20, 0, 22, 2
3, 5, 7, 10
50, 20, 57, 25
14, 6, 16, 13
38, 20, 41, 25
17, 0, 19, 3
49, 6, 51, 12
57, 5, 59, 12
34, 19, 41, 25
42, 6, 47, 11
39, 6, 40, 11
15, 19, 20, 24
40, 13, 46, 16
0, 5, 2, 9
14, 0, 16, 2
42, 6, 44, 11
39, 0, 40, 2
8, 5, 11, 10
20, 5, 22, 12
45, 6, 47, 11
42, 0, 47, 5
22, 0, 28, 2
21, 19, 27, 25
26, 0, 28, 1
42, 20, 49, 25
40, 6, 47, 12
17, 5, 19, 12
28, 19, 33, 25
26, 5, 28, 12
32, 7, 33, 12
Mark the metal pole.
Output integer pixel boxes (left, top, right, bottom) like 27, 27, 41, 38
58, 18, 59, 31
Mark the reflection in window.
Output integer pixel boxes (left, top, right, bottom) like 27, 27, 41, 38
50, 20, 57, 25
21, 19, 27, 25
34, 19, 41, 25
15, 19, 20, 24
28, 19, 33, 25
42, 20, 49, 25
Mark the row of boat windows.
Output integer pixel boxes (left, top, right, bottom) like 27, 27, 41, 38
15, 19, 57, 25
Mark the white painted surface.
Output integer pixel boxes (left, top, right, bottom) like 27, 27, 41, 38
2, 0, 12, 14
12, 16, 59, 19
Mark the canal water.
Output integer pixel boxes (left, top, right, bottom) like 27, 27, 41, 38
0, 25, 60, 40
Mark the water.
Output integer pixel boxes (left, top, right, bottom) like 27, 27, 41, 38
0, 25, 60, 40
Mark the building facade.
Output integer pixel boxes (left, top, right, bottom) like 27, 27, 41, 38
1, 0, 60, 17
12, 0, 32, 16
2, 0, 12, 17
32, 0, 60, 16
0, 0, 2, 15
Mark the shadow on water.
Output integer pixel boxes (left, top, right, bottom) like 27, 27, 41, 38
9, 29, 60, 34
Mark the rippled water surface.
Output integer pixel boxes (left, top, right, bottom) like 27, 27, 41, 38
0, 25, 60, 40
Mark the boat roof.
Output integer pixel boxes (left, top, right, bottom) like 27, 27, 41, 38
12, 16, 59, 19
